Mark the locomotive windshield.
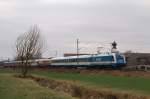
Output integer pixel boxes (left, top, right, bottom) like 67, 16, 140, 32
116, 54, 125, 63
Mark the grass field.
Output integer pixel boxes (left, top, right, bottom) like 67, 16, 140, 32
33, 70, 150, 95
0, 69, 150, 98
0, 73, 76, 99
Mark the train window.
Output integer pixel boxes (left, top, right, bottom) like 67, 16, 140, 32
79, 59, 81, 62
77, 58, 88, 62
60, 60, 63, 63
81, 58, 83, 62
102, 56, 114, 61
70, 59, 73, 62
54, 60, 57, 63
78, 58, 82, 62
116, 55, 123, 59
96, 58, 102, 62
96, 56, 114, 62
83, 58, 87, 62
83, 58, 86, 62
88, 58, 91, 62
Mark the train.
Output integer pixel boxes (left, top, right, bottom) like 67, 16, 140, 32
2, 52, 126, 69
51, 52, 126, 69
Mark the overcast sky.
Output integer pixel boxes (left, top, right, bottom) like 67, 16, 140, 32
0, 0, 150, 59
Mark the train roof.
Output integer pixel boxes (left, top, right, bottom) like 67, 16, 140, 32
34, 58, 51, 61
51, 53, 116, 60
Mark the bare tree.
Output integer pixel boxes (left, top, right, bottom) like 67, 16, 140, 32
15, 25, 44, 77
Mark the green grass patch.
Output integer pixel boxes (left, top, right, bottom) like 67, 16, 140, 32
0, 73, 76, 99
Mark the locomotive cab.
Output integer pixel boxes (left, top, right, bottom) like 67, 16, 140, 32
115, 53, 126, 67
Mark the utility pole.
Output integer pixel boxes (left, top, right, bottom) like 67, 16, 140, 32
77, 38, 79, 65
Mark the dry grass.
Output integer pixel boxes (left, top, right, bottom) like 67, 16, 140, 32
0, 73, 77, 99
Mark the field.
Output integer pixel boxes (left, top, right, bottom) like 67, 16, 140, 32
34, 70, 150, 94
0, 68, 150, 99
0, 72, 76, 99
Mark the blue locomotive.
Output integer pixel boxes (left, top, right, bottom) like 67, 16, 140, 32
51, 52, 126, 68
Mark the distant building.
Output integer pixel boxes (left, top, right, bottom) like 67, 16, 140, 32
124, 53, 150, 66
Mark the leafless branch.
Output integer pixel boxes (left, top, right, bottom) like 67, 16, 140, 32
15, 25, 44, 77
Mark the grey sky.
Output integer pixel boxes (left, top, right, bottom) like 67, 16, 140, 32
0, 0, 150, 59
